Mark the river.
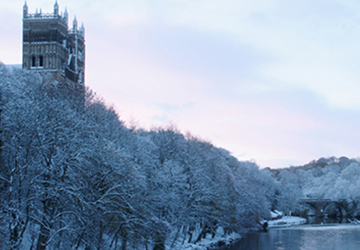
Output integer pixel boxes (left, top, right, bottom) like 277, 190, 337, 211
220, 224, 360, 250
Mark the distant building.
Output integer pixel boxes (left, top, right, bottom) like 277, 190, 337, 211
22, 1, 85, 93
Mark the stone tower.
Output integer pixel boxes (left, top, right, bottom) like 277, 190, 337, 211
22, 1, 85, 93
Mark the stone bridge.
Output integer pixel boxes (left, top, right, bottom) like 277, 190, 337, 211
300, 199, 348, 218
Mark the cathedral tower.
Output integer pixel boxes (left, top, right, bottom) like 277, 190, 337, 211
22, 1, 85, 93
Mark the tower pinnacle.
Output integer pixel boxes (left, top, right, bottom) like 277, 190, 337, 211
23, 1, 28, 17
80, 23, 85, 36
54, 0, 59, 15
64, 7, 68, 24
73, 16, 78, 30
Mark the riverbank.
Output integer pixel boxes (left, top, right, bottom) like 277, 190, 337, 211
267, 216, 307, 228
171, 215, 306, 249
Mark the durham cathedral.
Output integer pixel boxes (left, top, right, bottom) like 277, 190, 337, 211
22, 1, 85, 93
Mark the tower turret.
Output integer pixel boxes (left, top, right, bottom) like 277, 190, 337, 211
54, 0, 59, 15
23, 1, 28, 18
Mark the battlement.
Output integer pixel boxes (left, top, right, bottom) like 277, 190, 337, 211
24, 12, 66, 22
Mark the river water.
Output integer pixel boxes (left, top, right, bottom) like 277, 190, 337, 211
223, 224, 360, 250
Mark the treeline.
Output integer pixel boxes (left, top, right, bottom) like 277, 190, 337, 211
268, 156, 360, 216
0, 64, 286, 249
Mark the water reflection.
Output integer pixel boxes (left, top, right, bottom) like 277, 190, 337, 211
307, 215, 346, 224
224, 225, 360, 250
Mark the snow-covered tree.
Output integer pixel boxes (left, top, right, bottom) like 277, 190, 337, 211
0, 64, 281, 249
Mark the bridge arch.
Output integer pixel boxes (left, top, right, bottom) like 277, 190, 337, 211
301, 199, 347, 219
323, 202, 347, 218
304, 202, 317, 216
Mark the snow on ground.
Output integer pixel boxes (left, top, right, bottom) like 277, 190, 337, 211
267, 216, 307, 228
171, 215, 306, 249
270, 210, 283, 219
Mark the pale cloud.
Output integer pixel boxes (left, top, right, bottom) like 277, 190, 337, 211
146, 0, 360, 110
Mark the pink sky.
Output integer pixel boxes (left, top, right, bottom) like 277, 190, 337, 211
2, 0, 360, 168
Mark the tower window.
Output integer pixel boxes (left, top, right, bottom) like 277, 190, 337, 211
32, 56, 36, 67
39, 56, 44, 67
